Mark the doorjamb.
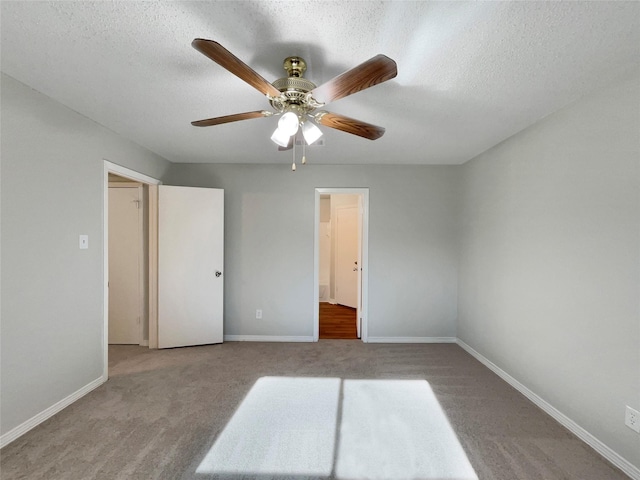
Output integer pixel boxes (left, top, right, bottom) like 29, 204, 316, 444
314, 188, 369, 342
103, 160, 161, 380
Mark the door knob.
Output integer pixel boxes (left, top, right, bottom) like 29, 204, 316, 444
215, 270, 223, 277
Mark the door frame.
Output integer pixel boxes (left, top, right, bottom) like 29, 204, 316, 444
313, 188, 369, 342
103, 160, 161, 379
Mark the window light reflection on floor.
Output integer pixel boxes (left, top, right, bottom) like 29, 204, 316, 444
196, 376, 340, 476
336, 379, 478, 480
196, 377, 478, 480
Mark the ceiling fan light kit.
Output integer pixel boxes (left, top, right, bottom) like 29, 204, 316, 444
190, 39, 397, 169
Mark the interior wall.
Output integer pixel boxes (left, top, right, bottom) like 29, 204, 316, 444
0, 74, 170, 437
164, 164, 460, 339
458, 73, 640, 469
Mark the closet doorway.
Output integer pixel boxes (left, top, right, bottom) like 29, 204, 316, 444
103, 161, 161, 379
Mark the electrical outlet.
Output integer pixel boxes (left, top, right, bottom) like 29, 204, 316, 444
625, 406, 640, 433
256, 309, 262, 319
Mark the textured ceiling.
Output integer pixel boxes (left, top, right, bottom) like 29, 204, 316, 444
1, 1, 639, 165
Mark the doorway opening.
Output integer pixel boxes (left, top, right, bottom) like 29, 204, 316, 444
314, 188, 369, 342
103, 161, 161, 379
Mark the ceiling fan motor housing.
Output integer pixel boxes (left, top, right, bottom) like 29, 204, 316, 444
270, 56, 321, 115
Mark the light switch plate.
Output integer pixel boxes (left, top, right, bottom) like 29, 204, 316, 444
79, 235, 89, 249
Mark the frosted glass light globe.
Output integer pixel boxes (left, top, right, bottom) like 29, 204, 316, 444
278, 111, 300, 136
302, 121, 323, 145
270, 127, 290, 147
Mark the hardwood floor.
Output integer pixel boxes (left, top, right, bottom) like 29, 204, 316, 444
319, 302, 358, 339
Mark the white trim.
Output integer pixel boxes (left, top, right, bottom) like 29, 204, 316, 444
314, 188, 369, 343
104, 161, 161, 377
104, 160, 161, 185
313, 192, 320, 341
108, 182, 142, 188
456, 339, 640, 480
223, 335, 314, 343
0, 376, 105, 448
367, 336, 457, 344
103, 164, 109, 378
136, 185, 144, 346
148, 185, 159, 349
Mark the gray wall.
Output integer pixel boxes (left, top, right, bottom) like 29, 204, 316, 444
458, 73, 640, 467
164, 164, 460, 339
0, 74, 170, 436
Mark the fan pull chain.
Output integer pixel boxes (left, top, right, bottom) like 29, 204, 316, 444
302, 138, 307, 165
292, 134, 296, 171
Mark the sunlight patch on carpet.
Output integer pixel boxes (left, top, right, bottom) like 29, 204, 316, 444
196, 377, 477, 479
196, 376, 340, 476
336, 379, 478, 480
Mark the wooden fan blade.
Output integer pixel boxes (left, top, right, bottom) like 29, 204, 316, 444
310, 55, 397, 104
192, 39, 281, 98
315, 111, 385, 140
191, 111, 271, 127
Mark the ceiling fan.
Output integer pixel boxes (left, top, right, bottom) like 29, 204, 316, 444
190, 39, 397, 163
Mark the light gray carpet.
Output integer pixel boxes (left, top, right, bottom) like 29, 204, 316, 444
0, 342, 628, 479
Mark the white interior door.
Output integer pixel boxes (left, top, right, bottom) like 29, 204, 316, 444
335, 205, 358, 309
158, 185, 224, 349
109, 186, 142, 344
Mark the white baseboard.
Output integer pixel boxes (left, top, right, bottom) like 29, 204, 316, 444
223, 335, 314, 342
367, 336, 457, 344
456, 339, 640, 480
0, 375, 106, 449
